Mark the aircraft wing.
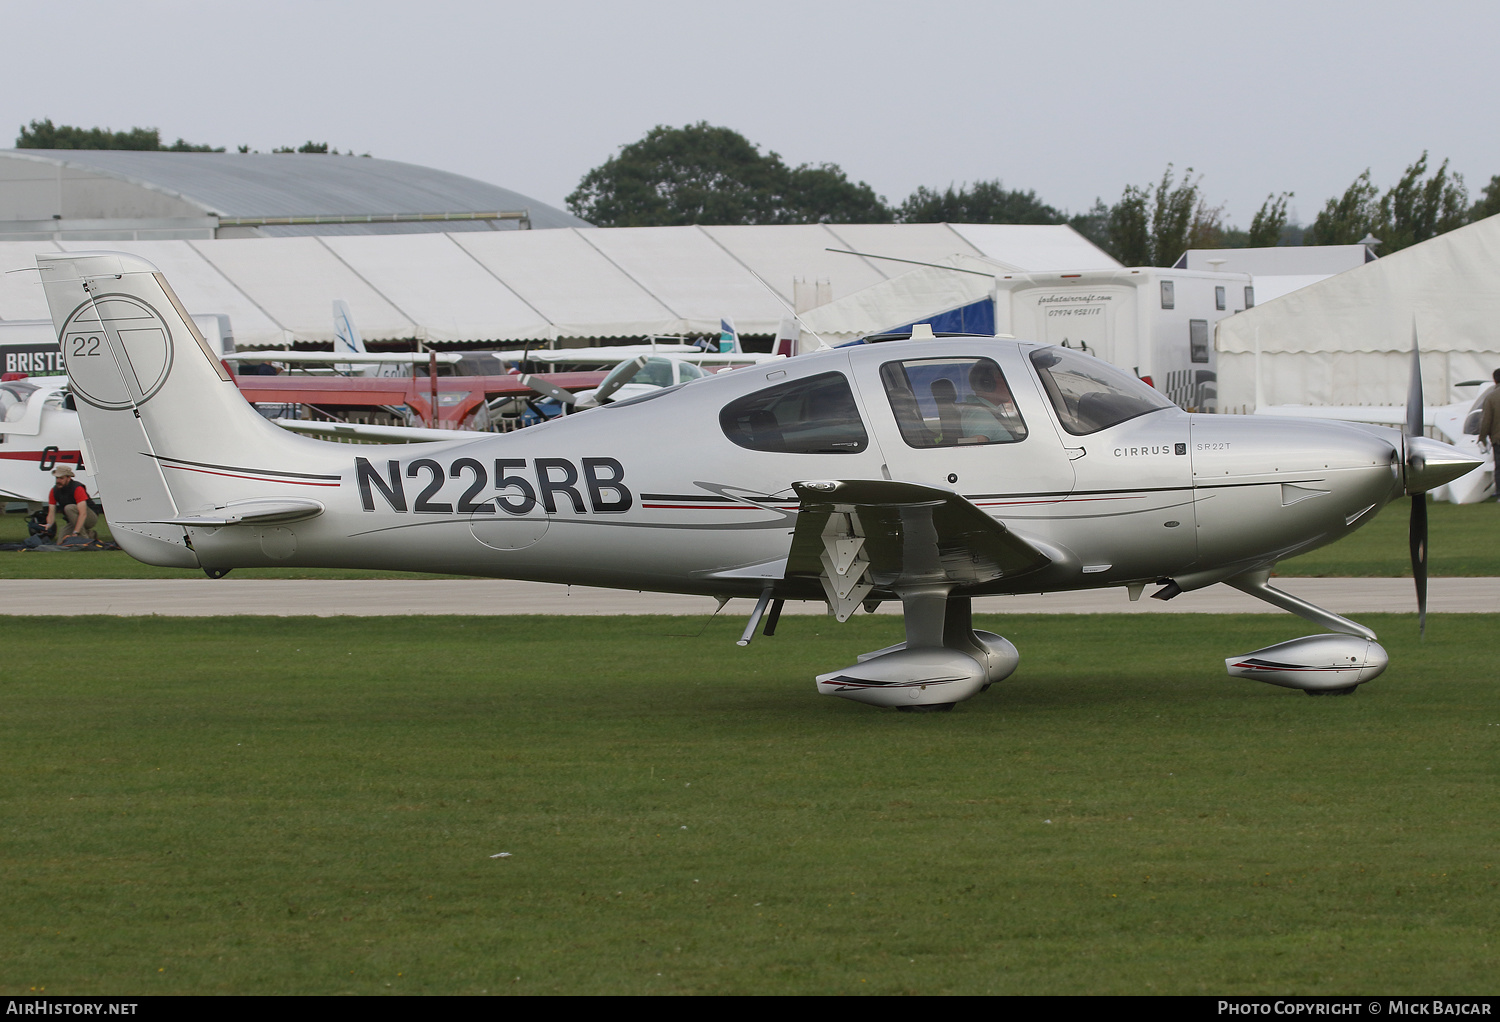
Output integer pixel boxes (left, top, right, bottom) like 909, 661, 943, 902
785, 479, 1052, 620
225, 351, 464, 366
494, 347, 783, 368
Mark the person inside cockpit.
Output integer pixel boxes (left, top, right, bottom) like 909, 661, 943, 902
959, 362, 1022, 443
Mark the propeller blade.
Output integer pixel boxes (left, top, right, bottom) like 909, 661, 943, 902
518, 374, 577, 406
1405, 320, 1423, 439
592, 355, 650, 404
1405, 320, 1426, 638
1410, 493, 1428, 638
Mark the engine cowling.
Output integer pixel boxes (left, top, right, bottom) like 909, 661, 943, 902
1226, 633, 1389, 693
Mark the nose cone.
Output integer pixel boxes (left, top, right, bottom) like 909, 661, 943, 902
1406, 436, 1483, 494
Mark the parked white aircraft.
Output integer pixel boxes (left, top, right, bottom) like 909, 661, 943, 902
522, 354, 716, 412
0, 375, 97, 503
39, 252, 1479, 709
334, 299, 405, 378
491, 344, 778, 371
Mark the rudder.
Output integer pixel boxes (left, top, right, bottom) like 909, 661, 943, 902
37, 251, 325, 567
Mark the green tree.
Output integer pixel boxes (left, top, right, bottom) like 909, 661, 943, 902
1370, 152, 1467, 252
1220, 227, 1251, 248
1098, 165, 1222, 265
567, 123, 891, 226
1308, 170, 1380, 245
16, 118, 222, 152
1106, 184, 1152, 266
1471, 175, 1500, 221
897, 180, 1062, 224
1248, 192, 1292, 247
784, 162, 890, 223
1151, 164, 1212, 265
1066, 198, 1111, 250
1312, 155, 1470, 252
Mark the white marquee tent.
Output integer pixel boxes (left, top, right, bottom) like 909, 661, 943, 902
1215, 215, 1500, 411
797, 254, 1011, 343
0, 223, 1116, 348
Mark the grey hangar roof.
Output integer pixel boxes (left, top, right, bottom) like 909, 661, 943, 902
0, 149, 590, 239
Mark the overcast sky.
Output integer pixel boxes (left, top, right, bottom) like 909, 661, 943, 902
4, 0, 1497, 228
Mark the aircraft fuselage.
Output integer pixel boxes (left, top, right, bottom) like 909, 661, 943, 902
173, 338, 1403, 600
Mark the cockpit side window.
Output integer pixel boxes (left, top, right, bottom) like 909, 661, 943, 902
720, 371, 868, 454
879, 357, 1028, 448
1029, 347, 1174, 435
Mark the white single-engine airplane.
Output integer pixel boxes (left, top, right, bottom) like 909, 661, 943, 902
40, 252, 1480, 709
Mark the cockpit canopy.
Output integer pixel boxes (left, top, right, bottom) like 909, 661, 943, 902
1029, 346, 1175, 435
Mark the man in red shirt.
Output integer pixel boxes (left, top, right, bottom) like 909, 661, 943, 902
45, 465, 97, 540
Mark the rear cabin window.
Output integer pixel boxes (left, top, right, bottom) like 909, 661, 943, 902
719, 371, 868, 454
1029, 347, 1175, 435
879, 357, 1028, 448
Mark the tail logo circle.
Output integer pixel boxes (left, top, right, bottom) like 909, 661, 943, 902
61, 295, 174, 410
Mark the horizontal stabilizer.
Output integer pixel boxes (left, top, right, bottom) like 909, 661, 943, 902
153, 497, 325, 527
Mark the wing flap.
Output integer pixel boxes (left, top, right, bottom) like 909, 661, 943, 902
787, 479, 1051, 618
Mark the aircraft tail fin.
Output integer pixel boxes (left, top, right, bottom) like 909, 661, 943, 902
333, 298, 367, 356
718, 316, 741, 354
333, 298, 366, 375
37, 251, 337, 567
773, 315, 799, 358
333, 299, 404, 378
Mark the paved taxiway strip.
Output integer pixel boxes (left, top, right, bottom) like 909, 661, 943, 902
0, 578, 1495, 616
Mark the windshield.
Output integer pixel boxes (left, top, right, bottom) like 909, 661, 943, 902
0, 381, 40, 422
1029, 346, 1174, 435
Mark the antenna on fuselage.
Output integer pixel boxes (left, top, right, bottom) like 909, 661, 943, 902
744, 267, 830, 353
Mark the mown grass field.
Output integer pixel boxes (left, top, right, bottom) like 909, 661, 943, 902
1276, 498, 1499, 577
3, 613, 1496, 995
1, 498, 1494, 580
